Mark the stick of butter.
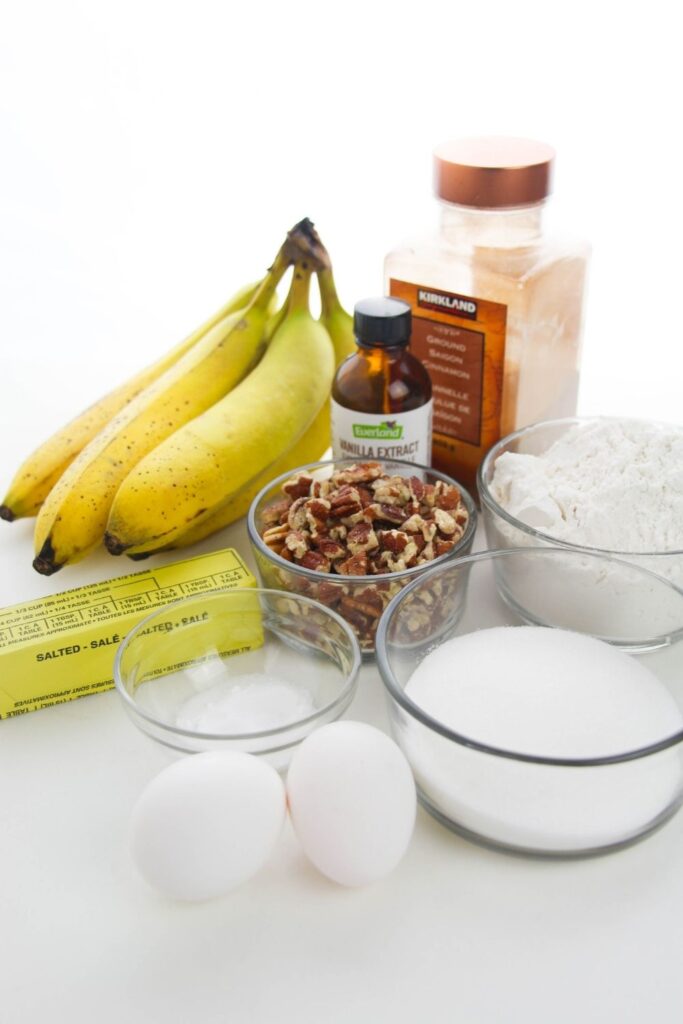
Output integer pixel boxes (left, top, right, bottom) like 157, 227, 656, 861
0, 548, 255, 718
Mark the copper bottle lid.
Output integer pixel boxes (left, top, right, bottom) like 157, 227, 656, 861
434, 137, 555, 209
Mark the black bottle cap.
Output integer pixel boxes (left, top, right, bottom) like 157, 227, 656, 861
353, 297, 412, 347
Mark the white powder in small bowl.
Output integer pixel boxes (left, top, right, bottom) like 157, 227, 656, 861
176, 674, 316, 734
490, 418, 683, 554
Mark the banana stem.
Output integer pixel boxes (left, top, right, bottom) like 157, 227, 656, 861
247, 218, 329, 316
249, 248, 292, 313
317, 266, 343, 318
285, 218, 330, 272
287, 264, 313, 313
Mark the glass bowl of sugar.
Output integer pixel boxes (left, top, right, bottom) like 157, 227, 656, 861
376, 548, 683, 857
114, 588, 361, 771
478, 416, 683, 592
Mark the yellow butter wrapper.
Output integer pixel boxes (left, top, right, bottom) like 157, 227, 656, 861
0, 549, 255, 719
121, 587, 265, 687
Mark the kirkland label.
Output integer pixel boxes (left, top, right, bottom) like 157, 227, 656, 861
389, 279, 507, 490
331, 400, 433, 465
417, 287, 478, 320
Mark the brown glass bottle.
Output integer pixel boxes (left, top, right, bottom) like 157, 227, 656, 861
331, 297, 433, 466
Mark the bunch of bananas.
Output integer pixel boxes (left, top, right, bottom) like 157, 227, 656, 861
0, 219, 354, 575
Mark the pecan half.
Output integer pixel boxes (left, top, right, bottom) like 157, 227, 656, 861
409, 475, 426, 501
346, 522, 379, 555
433, 508, 457, 536
421, 484, 437, 508
287, 496, 309, 531
402, 513, 424, 533
330, 485, 362, 518
261, 497, 291, 527
377, 504, 407, 525
417, 541, 435, 564
337, 552, 369, 576
338, 598, 372, 633
299, 550, 331, 573
357, 486, 374, 508
372, 476, 412, 505
355, 587, 387, 616
378, 540, 418, 571
311, 479, 333, 499
434, 481, 462, 510
314, 536, 347, 560
262, 523, 289, 551
315, 581, 343, 607
283, 473, 314, 500
341, 594, 384, 620
378, 529, 410, 553
285, 530, 309, 559
333, 462, 383, 485
304, 497, 331, 536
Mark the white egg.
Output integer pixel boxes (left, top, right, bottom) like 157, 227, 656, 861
130, 751, 286, 901
287, 721, 416, 887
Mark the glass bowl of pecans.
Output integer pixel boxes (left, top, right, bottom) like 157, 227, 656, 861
247, 459, 477, 653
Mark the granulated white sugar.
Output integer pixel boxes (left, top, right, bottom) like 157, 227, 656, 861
404, 626, 683, 850
407, 626, 681, 758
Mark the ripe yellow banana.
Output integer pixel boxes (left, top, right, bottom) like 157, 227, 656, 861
317, 267, 355, 365
127, 267, 351, 557
130, 399, 331, 556
105, 265, 335, 555
0, 280, 262, 522
176, 272, 352, 550
33, 251, 292, 575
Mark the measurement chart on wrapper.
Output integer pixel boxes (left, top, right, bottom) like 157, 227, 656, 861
0, 558, 249, 648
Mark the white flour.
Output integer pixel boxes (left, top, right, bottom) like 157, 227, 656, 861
491, 419, 683, 553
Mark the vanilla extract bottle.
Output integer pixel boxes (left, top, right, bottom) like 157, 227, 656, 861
331, 297, 433, 466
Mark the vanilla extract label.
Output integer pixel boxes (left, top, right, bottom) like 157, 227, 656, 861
331, 400, 433, 466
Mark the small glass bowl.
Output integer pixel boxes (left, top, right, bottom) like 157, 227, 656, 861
478, 417, 683, 591
247, 458, 477, 654
114, 588, 361, 771
376, 548, 683, 858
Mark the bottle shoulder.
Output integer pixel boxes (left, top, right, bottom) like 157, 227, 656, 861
385, 231, 590, 288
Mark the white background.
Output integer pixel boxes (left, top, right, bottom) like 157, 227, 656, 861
1, 2, 683, 1022
2, 0, 683, 463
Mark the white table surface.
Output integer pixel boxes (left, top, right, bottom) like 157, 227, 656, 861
2, 515, 683, 1024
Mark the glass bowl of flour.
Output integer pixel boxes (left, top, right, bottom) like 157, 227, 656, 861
478, 417, 683, 593
376, 548, 683, 857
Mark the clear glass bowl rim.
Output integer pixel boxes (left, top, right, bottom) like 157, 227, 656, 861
478, 416, 683, 560
113, 587, 362, 742
375, 546, 683, 767
247, 456, 478, 584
